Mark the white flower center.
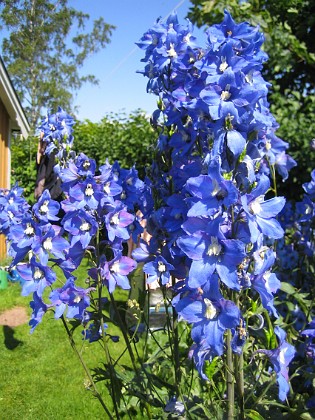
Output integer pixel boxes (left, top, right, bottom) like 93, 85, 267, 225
110, 261, 120, 273
220, 87, 231, 101
249, 196, 264, 215
245, 71, 253, 84
103, 182, 111, 194
74, 295, 82, 303
24, 223, 34, 236
8, 211, 14, 219
183, 33, 191, 43
83, 160, 90, 169
80, 222, 91, 232
158, 261, 166, 273
40, 200, 49, 214
85, 183, 94, 196
34, 267, 44, 280
206, 237, 222, 256
219, 57, 228, 72
204, 298, 218, 319
43, 237, 52, 251
110, 213, 119, 225
167, 43, 177, 58
265, 140, 272, 151
305, 204, 312, 215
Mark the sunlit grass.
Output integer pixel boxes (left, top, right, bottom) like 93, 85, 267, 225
0, 258, 145, 419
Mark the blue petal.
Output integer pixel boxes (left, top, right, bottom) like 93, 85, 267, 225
188, 259, 215, 288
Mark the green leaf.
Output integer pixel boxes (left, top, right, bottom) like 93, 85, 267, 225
244, 409, 265, 420
280, 282, 296, 294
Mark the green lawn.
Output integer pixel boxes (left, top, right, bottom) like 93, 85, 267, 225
0, 260, 143, 419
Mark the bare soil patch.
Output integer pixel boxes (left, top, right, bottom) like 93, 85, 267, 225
0, 306, 28, 327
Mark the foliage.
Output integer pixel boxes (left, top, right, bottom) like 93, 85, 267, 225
0, 0, 115, 129
73, 110, 156, 179
187, 0, 315, 200
10, 134, 37, 205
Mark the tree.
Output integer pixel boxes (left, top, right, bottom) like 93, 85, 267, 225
187, 0, 315, 199
0, 0, 115, 130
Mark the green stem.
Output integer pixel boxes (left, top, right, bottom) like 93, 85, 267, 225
171, 277, 181, 395
235, 352, 245, 419
226, 329, 234, 419
98, 282, 121, 419
235, 295, 245, 419
61, 316, 114, 420
109, 293, 139, 373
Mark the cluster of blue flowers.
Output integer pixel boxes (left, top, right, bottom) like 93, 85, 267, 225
135, 10, 296, 400
0, 110, 150, 339
0, 10, 305, 406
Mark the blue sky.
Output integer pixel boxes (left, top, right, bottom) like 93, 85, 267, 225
70, 0, 205, 122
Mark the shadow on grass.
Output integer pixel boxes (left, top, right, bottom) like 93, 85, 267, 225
3, 325, 23, 350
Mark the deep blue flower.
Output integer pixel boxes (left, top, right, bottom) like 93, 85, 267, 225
143, 255, 175, 286
256, 326, 295, 401
251, 247, 280, 317
49, 277, 93, 321
241, 174, 285, 243
178, 217, 246, 290
32, 189, 60, 222
29, 293, 49, 332
104, 202, 134, 243
185, 156, 238, 217
17, 257, 57, 297
62, 209, 98, 248
31, 223, 69, 265
176, 275, 240, 359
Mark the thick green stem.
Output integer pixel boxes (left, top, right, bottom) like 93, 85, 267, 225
235, 352, 245, 419
61, 316, 114, 419
226, 329, 235, 419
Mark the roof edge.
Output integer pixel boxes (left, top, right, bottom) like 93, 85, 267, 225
0, 56, 30, 138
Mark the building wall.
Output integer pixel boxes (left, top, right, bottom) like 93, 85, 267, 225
0, 97, 10, 261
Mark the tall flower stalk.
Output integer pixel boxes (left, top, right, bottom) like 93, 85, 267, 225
135, 9, 296, 414
0, 10, 306, 419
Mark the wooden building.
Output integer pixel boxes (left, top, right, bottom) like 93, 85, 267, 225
0, 57, 30, 261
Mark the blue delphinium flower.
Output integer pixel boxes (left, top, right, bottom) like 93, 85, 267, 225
175, 274, 241, 366
29, 293, 49, 333
256, 326, 295, 401
18, 257, 56, 297
32, 189, 60, 222
39, 106, 75, 157
49, 277, 93, 321
143, 255, 175, 286
240, 174, 285, 243
135, 9, 296, 394
178, 216, 246, 290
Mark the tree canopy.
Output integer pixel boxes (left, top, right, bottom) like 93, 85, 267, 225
187, 0, 315, 198
0, 0, 115, 130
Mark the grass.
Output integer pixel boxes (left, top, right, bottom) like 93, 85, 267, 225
0, 259, 144, 419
